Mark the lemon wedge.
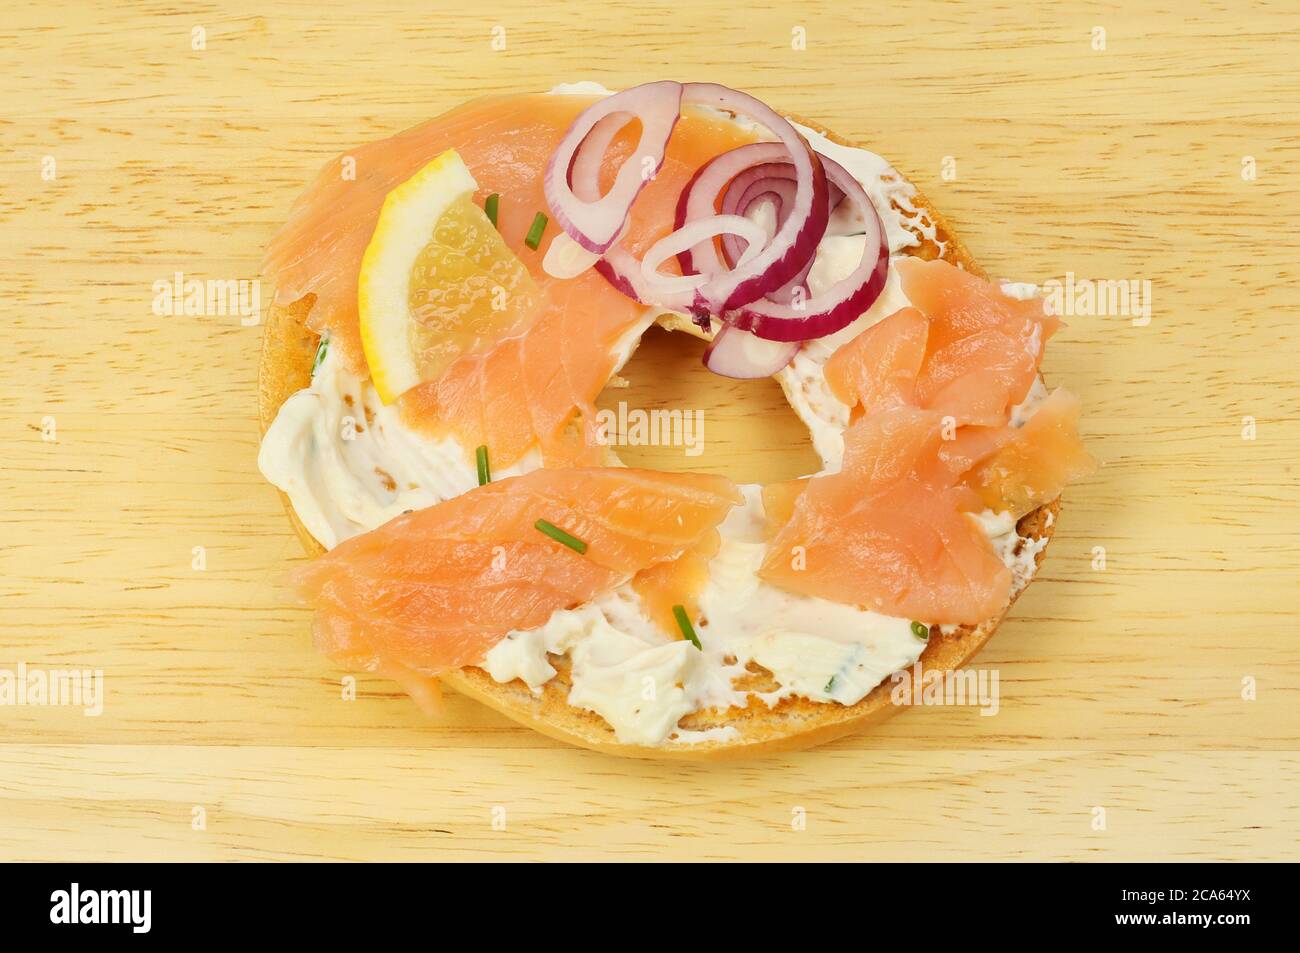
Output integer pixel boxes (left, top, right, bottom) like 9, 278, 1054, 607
359, 149, 540, 403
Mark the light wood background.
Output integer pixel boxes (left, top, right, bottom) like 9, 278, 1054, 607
2, 0, 1298, 862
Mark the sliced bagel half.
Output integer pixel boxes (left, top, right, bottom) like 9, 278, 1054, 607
257, 115, 1060, 760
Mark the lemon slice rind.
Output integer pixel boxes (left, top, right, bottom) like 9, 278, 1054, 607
359, 149, 479, 404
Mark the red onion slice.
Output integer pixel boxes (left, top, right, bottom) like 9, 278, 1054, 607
766, 255, 816, 306
719, 162, 845, 268
679, 82, 830, 312
547, 81, 890, 350
728, 155, 889, 342
568, 112, 626, 198
595, 245, 699, 313
545, 81, 683, 254
675, 141, 792, 282
641, 213, 768, 297
716, 161, 846, 307
721, 176, 793, 268
675, 148, 828, 317
703, 324, 799, 378
592, 249, 645, 303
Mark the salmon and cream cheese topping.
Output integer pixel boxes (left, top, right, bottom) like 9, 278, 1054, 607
259, 81, 1091, 746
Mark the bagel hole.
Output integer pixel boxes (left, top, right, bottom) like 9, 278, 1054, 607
595, 324, 821, 483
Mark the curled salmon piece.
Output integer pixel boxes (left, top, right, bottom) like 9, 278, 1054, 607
897, 257, 1060, 426
824, 306, 929, 418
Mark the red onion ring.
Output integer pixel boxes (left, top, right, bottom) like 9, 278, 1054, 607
544, 81, 683, 254
673, 137, 828, 314
567, 109, 690, 307
765, 256, 816, 307
568, 111, 628, 202
678, 84, 830, 313
592, 250, 648, 304
641, 213, 768, 298
718, 162, 844, 269
546, 81, 890, 355
720, 174, 793, 268
675, 142, 790, 283
595, 245, 703, 315
728, 155, 888, 342
702, 325, 799, 379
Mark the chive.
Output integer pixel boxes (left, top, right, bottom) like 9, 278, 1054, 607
824, 675, 837, 693
534, 518, 586, 554
911, 620, 930, 641
475, 445, 491, 486
484, 193, 500, 228
311, 333, 330, 375
672, 604, 702, 649
524, 211, 548, 250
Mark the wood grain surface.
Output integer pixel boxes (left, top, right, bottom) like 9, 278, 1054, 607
2, 0, 1298, 861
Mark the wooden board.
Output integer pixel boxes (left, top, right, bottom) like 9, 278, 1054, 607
2, 0, 1298, 861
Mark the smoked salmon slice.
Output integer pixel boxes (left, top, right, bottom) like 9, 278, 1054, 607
291, 467, 742, 675
759, 406, 1012, 625
264, 92, 758, 467
824, 306, 929, 418
761, 260, 1090, 624
399, 272, 644, 466
965, 388, 1094, 518
895, 257, 1061, 427
822, 260, 1089, 495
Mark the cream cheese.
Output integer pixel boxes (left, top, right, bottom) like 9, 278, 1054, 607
547, 81, 614, 97
481, 603, 605, 689
258, 344, 541, 549
481, 600, 709, 747
969, 509, 1049, 596
1000, 280, 1040, 301
479, 485, 925, 744
567, 625, 703, 747
260, 313, 654, 549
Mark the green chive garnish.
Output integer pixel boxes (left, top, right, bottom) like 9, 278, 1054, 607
911, 620, 930, 641
484, 193, 500, 228
311, 333, 330, 375
824, 675, 837, 693
475, 445, 491, 486
534, 518, 586, 554
672, 604, 702, 649
524, 211, 548, 250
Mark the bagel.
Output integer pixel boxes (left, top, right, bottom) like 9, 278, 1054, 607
257, 96, 1066, 760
